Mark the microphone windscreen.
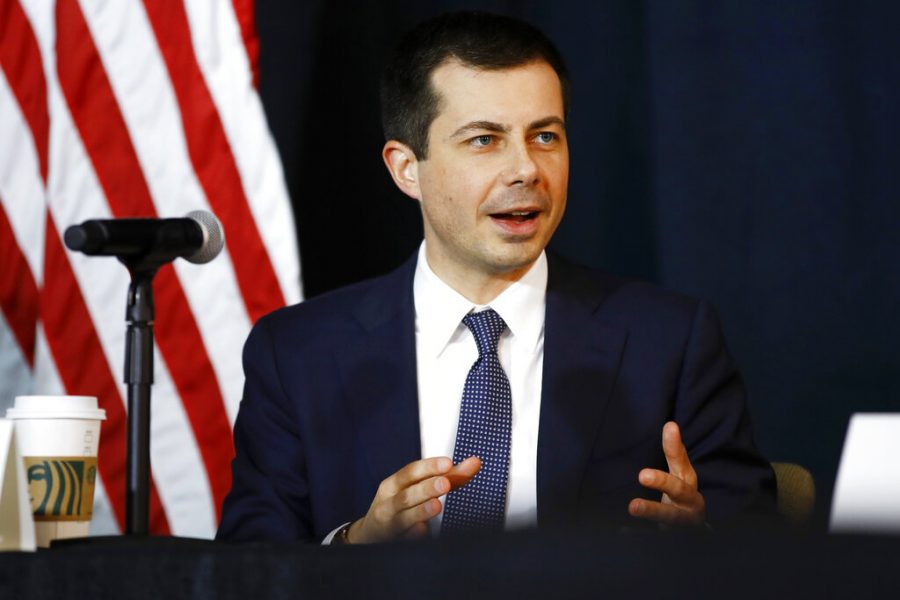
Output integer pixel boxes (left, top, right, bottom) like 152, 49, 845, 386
185, 210, 225, 264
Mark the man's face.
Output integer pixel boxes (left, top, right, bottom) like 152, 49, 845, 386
413, 59, 568, 284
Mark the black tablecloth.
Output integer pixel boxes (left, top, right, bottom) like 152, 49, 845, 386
2, 528, 898, 599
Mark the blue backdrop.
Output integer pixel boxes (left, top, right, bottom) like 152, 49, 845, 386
257, 0, 900, 526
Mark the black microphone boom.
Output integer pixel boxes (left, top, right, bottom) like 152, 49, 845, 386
63, 210, 224, 265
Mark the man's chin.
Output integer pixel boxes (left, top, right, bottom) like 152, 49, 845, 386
484, 246, 544, 277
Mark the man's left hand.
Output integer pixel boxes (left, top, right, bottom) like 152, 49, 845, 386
628, 421, 705, 527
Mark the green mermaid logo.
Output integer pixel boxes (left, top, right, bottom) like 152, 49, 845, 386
25, 457, 97, 520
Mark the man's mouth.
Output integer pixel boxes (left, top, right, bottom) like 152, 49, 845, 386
490, 210, 540, 223
488, 208, 543, 236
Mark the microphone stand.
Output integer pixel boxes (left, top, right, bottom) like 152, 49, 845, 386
119, 249, 182, 536
123, 264, 157, 535
62, 213, 223, 537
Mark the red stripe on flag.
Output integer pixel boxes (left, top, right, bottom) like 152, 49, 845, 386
153, 264, 234, 519
55, 0, 233, 523
0, 200, 38, 366
0, 0, 50, 181
41, 214, 171, 534
143, 0, 285, 322
229, 0, 260, 88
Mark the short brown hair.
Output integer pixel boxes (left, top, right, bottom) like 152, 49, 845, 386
380, 11, 570, 160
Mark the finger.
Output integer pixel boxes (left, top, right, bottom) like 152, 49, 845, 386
394, 497, 443, 532
628, 498, 703, 526
638, 468, 697, 504
393, 474, 451, 511
662, 422, 696, 484
402, 521, 429, 540
380, 456, 452, 497
358, 491, 437, 543
446, 456, 481, 490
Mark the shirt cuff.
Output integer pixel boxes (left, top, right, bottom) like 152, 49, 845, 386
321, 521, 352, 545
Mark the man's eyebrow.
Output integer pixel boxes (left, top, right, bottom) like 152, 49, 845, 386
528, 116, 566, 131
449, 117, 566, 139
450, 121, 510, 138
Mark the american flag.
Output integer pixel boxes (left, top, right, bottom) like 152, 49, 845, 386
0, 0, 301, 537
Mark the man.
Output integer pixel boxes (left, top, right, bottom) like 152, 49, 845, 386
217, 11, 775, 544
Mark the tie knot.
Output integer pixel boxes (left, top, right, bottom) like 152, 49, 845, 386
462, 308, 507, 357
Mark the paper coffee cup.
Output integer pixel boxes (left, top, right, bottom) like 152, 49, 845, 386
6, 395, 106, 547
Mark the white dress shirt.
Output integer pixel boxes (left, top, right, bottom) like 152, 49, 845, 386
324, 243, 547, 543
413, 242, 546, 534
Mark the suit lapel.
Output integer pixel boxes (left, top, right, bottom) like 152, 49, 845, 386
337, 256, 422, 484
537, 255, 628, 527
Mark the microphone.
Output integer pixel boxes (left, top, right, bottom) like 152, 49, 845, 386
64, 210, 225, 265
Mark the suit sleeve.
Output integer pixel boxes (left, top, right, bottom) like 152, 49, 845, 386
216, 316, 315, 542
672, 300, 777, 527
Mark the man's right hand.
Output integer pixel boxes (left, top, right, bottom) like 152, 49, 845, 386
346, 455, 481, 544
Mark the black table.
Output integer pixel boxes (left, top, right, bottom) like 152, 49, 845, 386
2, 528, 898, 599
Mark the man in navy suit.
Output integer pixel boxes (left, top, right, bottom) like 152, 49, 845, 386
218, 12, 775, 543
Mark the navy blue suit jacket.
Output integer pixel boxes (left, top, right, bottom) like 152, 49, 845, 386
217, 253, 775, 542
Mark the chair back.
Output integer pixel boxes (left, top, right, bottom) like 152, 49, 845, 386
771, 462, 815, 526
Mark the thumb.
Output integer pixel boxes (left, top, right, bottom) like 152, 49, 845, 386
446, 456, 481, 490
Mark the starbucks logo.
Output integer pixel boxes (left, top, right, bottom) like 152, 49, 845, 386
25, 457, 97, 520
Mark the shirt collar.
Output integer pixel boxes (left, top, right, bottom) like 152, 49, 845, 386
413, 242, 547, 358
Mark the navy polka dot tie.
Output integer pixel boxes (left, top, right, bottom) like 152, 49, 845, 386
441, 308, 511, 535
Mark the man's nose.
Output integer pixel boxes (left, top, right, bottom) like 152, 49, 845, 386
502, 141, 539, 187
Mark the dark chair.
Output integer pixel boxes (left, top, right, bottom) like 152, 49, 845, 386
771, 462, 816, 526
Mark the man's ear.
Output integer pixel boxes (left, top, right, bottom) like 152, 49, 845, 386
382, 140, 422, 200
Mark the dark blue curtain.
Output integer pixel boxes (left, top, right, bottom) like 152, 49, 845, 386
257, 0, 900, 524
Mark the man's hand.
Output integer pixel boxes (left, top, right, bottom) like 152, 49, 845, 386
346, 456, 481, 543
628, 421, 705, 527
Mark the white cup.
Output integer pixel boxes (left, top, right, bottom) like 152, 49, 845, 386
6, 395, 106, 547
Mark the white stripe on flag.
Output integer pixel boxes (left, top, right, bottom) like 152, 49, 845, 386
149, 345, 218, 537
0, 69, 46, 282
0, 312, 32, 411
183, 0, 302, 305
32, 323, 65, 398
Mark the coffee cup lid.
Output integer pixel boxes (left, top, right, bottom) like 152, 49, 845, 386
6, 395, 107, 421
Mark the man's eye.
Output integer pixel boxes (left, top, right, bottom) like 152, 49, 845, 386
470, 135, 494, 147
535, 132, 557, 144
